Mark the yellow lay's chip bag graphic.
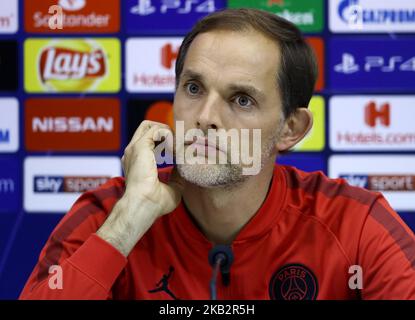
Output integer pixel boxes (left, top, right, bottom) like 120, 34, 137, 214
293, 96, 325, 152
24, 38, 120, 93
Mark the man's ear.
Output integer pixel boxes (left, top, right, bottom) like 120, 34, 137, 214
276, 108, 313, 152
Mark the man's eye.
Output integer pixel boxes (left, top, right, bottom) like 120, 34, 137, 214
186, 83, 200, 95
234, 95, 253, 108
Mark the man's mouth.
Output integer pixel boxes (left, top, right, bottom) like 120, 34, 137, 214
184, 137, 225, 155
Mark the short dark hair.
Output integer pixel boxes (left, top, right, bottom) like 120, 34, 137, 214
175, 8, 318, 118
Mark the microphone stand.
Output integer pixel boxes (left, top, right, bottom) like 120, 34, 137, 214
208, 245, 234, 300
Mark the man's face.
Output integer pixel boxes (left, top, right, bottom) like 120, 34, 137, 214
173, 29, 285, 187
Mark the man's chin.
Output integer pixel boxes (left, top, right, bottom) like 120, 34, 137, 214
176, 163, 247, 188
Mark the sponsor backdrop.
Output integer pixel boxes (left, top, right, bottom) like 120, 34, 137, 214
0, 0, 414, 298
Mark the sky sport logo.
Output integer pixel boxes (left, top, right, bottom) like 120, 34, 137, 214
340, 174, 415, 192
34, 175, 110, 193
24, 157, 121, 212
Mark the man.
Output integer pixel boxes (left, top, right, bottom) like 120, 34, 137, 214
20, 8, 415, 300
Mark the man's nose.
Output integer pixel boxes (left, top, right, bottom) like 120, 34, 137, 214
196, 95, 222, 131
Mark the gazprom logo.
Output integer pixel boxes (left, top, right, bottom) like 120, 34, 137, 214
338, 0, 415, 26
338, 0, 361, 25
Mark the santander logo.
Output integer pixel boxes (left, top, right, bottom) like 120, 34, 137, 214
58, 0, 86, 12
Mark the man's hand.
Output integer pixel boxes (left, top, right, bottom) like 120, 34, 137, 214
97, 120, 184, 257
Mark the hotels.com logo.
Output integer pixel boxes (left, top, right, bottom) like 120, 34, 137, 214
38, 40, 107, 91
364, 101, 390, 127
0, 0, 18, 33
161, 43, 179, 69
330, 96, 415, 150
126, 38, 182, 92
0, 14, 13, 29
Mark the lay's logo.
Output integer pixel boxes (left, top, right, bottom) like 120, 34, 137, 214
25, 38, 120, 93
39, 46, 106, 83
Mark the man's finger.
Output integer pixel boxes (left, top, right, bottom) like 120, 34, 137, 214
129, 120, 172, 148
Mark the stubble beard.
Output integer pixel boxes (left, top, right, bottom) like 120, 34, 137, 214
176, 128, 281, 189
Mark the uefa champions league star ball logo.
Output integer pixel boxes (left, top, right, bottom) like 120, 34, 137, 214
269, 264, 318, 300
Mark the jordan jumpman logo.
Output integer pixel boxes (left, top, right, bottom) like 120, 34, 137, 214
148, 266, 179, 300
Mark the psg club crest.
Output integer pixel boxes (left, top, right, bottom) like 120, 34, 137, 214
269, 264, 318, 300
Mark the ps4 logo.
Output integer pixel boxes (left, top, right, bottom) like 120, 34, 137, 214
130, 0, 216, 16
334, 53, 415, 74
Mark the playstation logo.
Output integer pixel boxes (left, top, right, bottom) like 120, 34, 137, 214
334, 53, 359, 74
130, 0, 156, 16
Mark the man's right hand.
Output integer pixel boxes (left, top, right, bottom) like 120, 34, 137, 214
96, 120, 184, 257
